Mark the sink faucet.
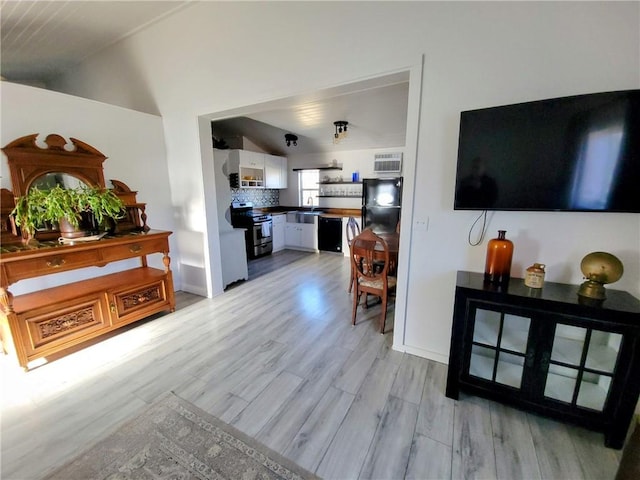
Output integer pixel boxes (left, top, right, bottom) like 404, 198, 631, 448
307, 196, 314, 210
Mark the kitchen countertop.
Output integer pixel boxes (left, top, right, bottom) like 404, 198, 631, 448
259, 206, 360, 218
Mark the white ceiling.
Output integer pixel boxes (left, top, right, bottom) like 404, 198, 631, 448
0, 0, 190, 82
1, 0, 410, 155
211, 78, 410, 156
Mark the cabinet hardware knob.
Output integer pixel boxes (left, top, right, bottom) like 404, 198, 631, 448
541, 351, 551, 369
129, 245, 142, 253
46, 257, 66, 268
525, 351, 535, 368
110, 302, 116, 313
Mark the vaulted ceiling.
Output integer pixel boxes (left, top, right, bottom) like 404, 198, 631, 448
1, 1, 409, 155
0, 1, 189, 83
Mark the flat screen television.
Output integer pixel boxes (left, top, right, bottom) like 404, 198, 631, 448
454, 90, 640, 212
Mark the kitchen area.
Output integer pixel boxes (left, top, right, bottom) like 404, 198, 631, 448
208, 77, 409, 289
213, 141, 404, 290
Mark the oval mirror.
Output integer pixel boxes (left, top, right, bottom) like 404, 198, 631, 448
30, 172, 88, 191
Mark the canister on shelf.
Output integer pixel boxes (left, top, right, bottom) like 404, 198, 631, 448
525, 263, 546, 288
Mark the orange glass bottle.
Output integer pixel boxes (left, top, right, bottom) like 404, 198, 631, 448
484, 230, 514, 284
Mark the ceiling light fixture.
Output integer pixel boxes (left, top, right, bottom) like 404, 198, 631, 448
333, 121, 348, 144
285, 133, 298, 147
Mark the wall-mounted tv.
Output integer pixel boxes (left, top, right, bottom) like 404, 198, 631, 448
454, 90, 639, 212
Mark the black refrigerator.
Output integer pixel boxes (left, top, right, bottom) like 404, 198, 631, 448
362, 177, 403, 233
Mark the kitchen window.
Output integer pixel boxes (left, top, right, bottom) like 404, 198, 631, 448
299, 170, 319, 207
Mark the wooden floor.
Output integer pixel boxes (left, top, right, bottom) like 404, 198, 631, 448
1, 251, 622, 479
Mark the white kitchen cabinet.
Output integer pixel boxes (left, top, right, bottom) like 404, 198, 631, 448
228, 149, 265, 188
300, 223, 317, 250
285, 216, 318, 251
220, 228, 248, 288
272, 213, 285, 252
285, 223, 302, 248
265, 154, 288, 189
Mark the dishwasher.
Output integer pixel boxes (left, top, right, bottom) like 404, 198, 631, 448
318, 216, 343, 253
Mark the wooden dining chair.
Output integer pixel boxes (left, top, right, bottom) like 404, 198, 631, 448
350, 228, 397, 333
345, 216, 361, 293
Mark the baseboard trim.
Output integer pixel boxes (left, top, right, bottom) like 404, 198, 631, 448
392, 343, 449, 365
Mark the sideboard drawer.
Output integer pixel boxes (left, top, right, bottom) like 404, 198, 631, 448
109, 279, 169, 324
4, 249, 101, 282
101, 238, 168, 263
20, 295, 109, 355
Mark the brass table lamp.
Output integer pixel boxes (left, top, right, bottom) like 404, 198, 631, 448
578, 251, 624, 301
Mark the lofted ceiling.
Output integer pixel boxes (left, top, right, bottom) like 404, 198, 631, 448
1, 0, 410, 155
0, 0, 190, 83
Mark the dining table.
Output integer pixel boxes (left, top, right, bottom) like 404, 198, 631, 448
376, 231, 400, 275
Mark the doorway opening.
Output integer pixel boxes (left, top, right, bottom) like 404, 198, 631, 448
198, 59, 424, 351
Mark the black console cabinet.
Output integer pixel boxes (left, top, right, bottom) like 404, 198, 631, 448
446, 271, 640, 449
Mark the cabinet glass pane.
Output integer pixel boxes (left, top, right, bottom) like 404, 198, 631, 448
551, 325, 586, 366
585, 331, 621, 373
500, 314, 531, 353
470, 345, 495, 381
495, 352, 524, 388
576, 372, 611, 411
545, 364, 578, 404
472, 309, 501, 346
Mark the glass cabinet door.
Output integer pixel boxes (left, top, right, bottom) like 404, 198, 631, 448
543, 324, 622, 412
469, 306, 531, 389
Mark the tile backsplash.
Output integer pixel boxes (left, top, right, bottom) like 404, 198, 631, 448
231, 188, 280, 207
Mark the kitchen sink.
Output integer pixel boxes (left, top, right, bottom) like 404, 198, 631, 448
286, 211, 324, 224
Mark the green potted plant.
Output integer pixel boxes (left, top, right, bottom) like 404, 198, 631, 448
12, 184, 125, 239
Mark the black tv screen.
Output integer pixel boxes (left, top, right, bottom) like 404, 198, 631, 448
454, 90, 640, 212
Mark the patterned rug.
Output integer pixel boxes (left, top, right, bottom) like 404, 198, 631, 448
46, 392, 319, 480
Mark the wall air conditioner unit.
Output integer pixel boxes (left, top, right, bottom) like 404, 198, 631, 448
374, 153, 402, 174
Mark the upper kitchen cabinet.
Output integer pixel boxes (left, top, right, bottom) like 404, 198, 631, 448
229, 149, 265, 188
228, 150, 287, 189
265, 154, 288, 189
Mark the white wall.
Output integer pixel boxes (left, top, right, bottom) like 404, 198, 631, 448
50, 2, 639, 363
0, 82, 180, 295
281, 147, 406, 209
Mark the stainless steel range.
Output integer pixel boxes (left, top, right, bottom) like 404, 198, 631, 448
230, 202, 273, 259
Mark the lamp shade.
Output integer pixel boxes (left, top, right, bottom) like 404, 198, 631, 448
580, 252, 624, 284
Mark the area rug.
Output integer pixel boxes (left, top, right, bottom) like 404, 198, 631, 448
46, 392, 319, 480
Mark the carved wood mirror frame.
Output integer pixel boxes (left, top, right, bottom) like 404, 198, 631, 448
2, 133, 147, 244
4, 133, 107, 197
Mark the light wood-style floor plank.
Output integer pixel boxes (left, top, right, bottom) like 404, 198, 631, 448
230, 370, 303, 437
452, 396, 498, 480
284, 386, 355, 472
359, 395, 418, 480
528, 413, 587, 479
391, 352, 430, 405
406, 433, 453, 480
0, 251, 623, 480
256, 345, 352, 452
316, 358, 401, 479
415, 360, 455, 446
491, 402, 542, 480
567, 424, 623, 480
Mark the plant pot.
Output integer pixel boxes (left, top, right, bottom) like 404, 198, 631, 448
58, 216, 92, 239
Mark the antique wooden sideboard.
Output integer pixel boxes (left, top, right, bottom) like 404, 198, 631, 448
0, 231, 175, 369
0, 133, 176, 370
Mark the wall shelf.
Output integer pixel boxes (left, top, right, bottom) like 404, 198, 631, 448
318, 181, 362, 185
292, 166, 342, 171
318, 195, 361, 198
